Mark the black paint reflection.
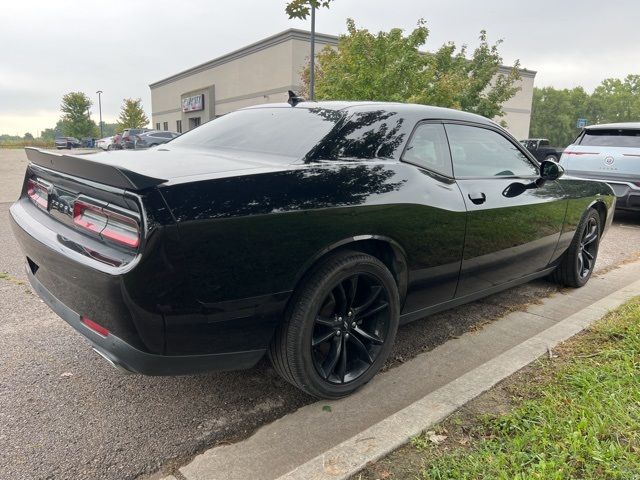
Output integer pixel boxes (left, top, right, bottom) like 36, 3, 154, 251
308, 110, 406, 161
163, 164, 406, 222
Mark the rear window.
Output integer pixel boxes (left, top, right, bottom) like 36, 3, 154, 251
579, 129, 640, 147
170, 108, 343, 159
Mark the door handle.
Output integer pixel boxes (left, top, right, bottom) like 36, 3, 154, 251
468, 192, 486, 205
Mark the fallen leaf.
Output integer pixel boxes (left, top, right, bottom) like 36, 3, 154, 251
428, 432, 448, 445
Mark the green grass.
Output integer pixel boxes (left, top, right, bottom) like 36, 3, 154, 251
417, 298, 640, 480
0, 139, 54, 149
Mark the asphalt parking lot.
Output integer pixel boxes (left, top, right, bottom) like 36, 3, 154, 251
1, 148, 639, 480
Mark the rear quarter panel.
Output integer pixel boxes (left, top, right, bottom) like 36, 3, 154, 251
159, 161, 467, 355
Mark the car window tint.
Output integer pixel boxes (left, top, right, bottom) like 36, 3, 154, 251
446, 124, 537, 177
170, 108, 343, 159
307, 109, 408, 161
579, 129, 640, 147
402, 123, 452, 176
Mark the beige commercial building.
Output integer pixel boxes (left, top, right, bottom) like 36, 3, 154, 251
150, 29, 536, 139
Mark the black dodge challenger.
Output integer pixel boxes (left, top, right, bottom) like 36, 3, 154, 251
10, 101, 615, 398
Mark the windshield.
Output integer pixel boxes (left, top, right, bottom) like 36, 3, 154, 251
170, 107, 344, 159
580, 129, 640, 148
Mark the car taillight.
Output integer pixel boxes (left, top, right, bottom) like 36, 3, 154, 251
26, 178, 49, 209
563, 151, 600, 155
73, 200, 140, 248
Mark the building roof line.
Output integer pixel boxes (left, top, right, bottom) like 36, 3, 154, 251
149, 28, 536, 89
149, 29, 338, 89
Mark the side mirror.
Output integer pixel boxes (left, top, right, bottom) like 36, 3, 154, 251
539, 160, 564, 181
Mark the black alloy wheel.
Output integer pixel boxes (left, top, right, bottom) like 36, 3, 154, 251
269, 250, 399, 399
311, 272, 391, 384
551, 208, 601, 288
578, 216, 599, 279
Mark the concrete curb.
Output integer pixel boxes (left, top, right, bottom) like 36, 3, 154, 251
277, 278, 640, 480
167, 259, 640, 480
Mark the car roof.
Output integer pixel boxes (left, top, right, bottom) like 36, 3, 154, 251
585, 122, 640, 130
242, 100, 496, 126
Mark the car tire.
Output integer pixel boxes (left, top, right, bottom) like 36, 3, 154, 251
544, 155, 558, 162
107, 145, 112, 151
551, 208, 601, 288
269, 250, 399, 399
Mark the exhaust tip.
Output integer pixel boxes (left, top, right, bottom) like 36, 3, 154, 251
92, 348, 133, 375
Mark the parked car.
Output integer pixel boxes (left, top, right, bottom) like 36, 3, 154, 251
560, 123, 640, 211
11, 101, 615, 399
122, 128, 152, 149
135, 131, 180, 148
521, 138, 564, 162
96, 136, 115, 151
54, 137, 81, 149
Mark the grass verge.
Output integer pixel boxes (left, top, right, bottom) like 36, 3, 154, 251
357, 297, 640, 480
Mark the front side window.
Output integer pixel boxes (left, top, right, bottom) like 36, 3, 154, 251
446, 124, 537, 178
402, 123, 452, 176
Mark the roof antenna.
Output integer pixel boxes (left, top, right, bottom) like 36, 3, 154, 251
287, 90, 305, 107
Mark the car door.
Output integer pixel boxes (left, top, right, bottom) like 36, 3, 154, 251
399, 121, 467, 313
445, 123, 567, 297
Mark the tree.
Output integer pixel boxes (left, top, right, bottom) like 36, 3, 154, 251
60, 92, 98, 138
285, 0, 335, 19
40, 128, 55, 140
529, 87, 590, 147
589, 75, 640, 124
301, 19, 521, 122
117, 98, 149, 129
23, 132, 34, 140
529, 74, 640, 146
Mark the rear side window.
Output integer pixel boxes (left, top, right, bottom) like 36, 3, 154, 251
170, 107, 343, 160
310, 109, 408, 160
402, 123, 452, 176
579, 129, 640, 147
446, 124, 537, 178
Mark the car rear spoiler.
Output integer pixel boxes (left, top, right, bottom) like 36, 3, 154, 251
25, 147, 167, 190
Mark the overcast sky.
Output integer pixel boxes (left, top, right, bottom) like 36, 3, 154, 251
2, 0, 639, 135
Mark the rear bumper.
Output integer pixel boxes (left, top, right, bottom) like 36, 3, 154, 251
26, 265, 265, 375
565, 171, 640, 211
610, 184, 640, 211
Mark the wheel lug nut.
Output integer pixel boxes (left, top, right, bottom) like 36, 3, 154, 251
345, 333, 350, 339
336, 330, 341, 336
348, 311, 352, 316
351, 322, 356, 328
338, 317, 343, 321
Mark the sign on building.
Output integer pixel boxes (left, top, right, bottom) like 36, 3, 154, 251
182, 94, 204, 112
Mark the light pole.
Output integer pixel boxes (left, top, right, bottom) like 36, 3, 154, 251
96, 90, 103, 138
309, 4, 316, 101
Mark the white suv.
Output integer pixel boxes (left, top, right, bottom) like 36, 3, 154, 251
560, 123, 640, 211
